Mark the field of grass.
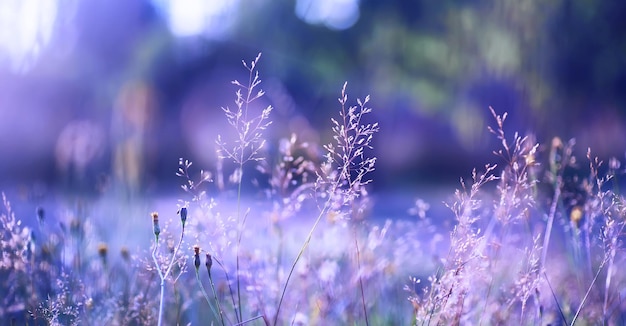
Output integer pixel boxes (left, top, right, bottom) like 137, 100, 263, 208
1, 54, 626, 325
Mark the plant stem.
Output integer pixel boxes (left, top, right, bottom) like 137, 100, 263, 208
195, 270, 220, 322
152, 226, 185, 326
541, 186, 561, 271
235, 164, 244, 324
354, 228, 370, 326
215, 257, 241, 323
235, 315, 265, 325
273, 184, 337, 326
208, 270, 227, 326
571, 260, 606, 325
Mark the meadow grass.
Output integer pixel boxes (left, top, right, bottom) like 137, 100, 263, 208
1, 54, 626, 325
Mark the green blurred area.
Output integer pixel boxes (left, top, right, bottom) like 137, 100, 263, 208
225, 0, 626, 187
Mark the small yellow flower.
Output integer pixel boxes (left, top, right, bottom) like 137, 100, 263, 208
525, 153, 535, 166
326, 210, 341, 224
570, 206, 583, 227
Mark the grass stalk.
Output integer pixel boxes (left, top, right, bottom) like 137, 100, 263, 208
540, 186, 561, 273
202, 251, 227, 326
234, 315, 265, 325
273, 189, 336, 325
354, 228, 370, 326
215, 256, 241, 323
194, 269, 220, 322
235, 167, 244, 324
544, 272, 567, 325
571, 259, 606, 325
151, 212, 185, 326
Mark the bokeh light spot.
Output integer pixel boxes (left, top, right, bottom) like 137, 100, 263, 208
0, 0, 57, 72
296, 0, 360, 30
153, 0, 239, 38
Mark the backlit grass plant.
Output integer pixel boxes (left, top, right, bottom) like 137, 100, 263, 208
406, 109, 626, 325
4, 52, 626, 325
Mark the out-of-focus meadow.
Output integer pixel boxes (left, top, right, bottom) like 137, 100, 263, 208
2, 0, 626, 196
2, 1, 626, 325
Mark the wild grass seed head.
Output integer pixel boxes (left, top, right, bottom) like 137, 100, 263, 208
217, 52, 273, 166
318, 82, 379, 214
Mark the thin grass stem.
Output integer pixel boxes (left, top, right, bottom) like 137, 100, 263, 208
273, 187, 336, 326
215, 256, 241, 322
353, 228, 370, 326
152, 225, 185, 326
208, 268, 227, 326
195, 269, 220, 322
571, 260, 606, 325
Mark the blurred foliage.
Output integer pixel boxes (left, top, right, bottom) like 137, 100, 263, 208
227, 0, 626, 133
1, 0, 626, 191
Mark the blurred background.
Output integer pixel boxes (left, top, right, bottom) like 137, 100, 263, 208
1, 0, 626, 202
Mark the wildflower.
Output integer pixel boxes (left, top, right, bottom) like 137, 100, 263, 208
570, 206, 583, 228
179, 207, 187, 228
120, 246, 130, 262
549, 137, 563, 174
193, 245, 200, 271
98, 243, 108, 266
326, 210, 342, 223
151, 212, 160, 240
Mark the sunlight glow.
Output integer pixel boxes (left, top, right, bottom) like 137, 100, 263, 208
0, 0, 57, 72
296, 0, 360, 30
153, 0, 239, 38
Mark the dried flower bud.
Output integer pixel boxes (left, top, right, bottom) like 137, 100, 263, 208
120, 246, 130, 262
193, 245, 200, 270
36, 206, 45, 224
98, 242, 108, 260
205, 253, 213, 275
179, 207, 188, 227
151, 212, 160, 239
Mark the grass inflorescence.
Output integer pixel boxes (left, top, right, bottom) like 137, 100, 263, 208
1, 53, 626, 325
